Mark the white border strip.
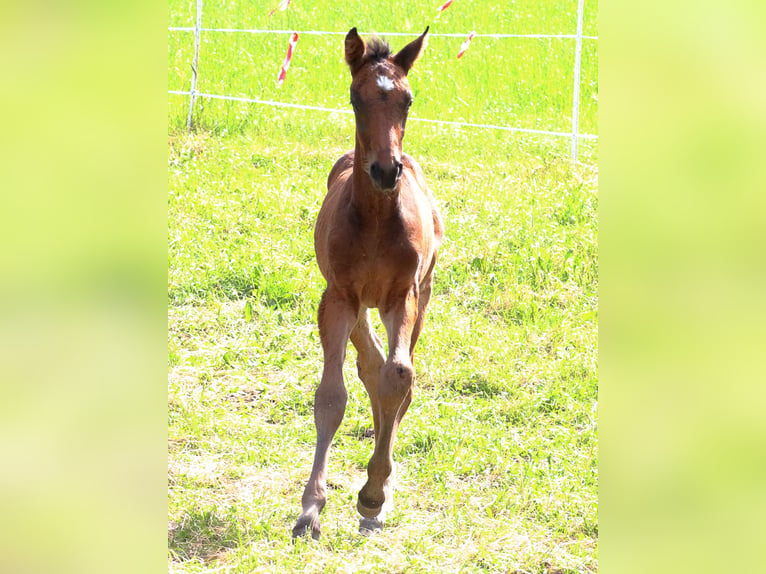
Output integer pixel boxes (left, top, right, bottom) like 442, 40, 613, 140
168, 91, 598, 140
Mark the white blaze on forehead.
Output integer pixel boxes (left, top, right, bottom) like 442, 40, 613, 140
376, 75, 395, 92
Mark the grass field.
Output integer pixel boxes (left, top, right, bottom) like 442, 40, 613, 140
168, 1, 598, 572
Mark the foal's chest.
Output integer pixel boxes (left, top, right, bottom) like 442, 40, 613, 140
334, 211, 424, 305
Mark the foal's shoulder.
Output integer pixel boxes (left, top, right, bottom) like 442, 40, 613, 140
402, 154, 443, 244
401, 153, 428, 189
327, 150, 355, 190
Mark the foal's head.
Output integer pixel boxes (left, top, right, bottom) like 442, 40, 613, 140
344, 27, 429, 192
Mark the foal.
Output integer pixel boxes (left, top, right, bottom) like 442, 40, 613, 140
292, 27, 443, 539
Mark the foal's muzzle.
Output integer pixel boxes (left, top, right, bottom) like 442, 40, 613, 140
370, 160, 403, 192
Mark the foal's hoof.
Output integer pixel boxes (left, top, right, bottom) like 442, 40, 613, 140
292, 517, 321, 541
359, 517, 383, 536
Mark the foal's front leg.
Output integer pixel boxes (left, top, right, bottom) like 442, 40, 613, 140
357, 287, 419, 521
293, 290, 356, 540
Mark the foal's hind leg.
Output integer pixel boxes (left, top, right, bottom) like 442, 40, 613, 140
293, 290, 356, 540
394, 273, 434, 426
350, 309, 386, 433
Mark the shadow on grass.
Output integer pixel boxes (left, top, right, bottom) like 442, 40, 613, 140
168, 506, 246, 563
169, 268, 304, 309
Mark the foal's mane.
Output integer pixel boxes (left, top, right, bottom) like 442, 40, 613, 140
365, 36, 391, 62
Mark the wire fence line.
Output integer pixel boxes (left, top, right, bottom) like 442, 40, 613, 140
168, 2, 597, 160
168, 27, 598, 40
168, 90, 599, 140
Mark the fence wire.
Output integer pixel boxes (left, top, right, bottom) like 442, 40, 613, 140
168, 2, 597, 159
168, 27, 598, 40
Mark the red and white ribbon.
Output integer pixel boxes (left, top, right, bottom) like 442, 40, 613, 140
268, 0, 292, 17
456, 31, 475, 59
435, 0, 454, 18
277, 32, 299, 87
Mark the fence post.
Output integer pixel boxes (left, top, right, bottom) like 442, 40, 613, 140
187, 0, 204, 131
571, 0, 585, 161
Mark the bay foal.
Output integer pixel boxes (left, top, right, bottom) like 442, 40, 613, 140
292, 27, 443, 539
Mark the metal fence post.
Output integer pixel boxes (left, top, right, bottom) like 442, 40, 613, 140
571, 0, 585, 161
187, 0, 204, 131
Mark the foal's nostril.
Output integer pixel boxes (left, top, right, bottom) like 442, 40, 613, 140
369, 161, 401, 190
370, 162, 382, 182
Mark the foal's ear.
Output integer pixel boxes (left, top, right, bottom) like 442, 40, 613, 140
345, 27, 366, 73
393, 26, 429, 75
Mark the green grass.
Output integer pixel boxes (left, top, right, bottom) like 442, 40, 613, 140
169, 1, 597, 572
